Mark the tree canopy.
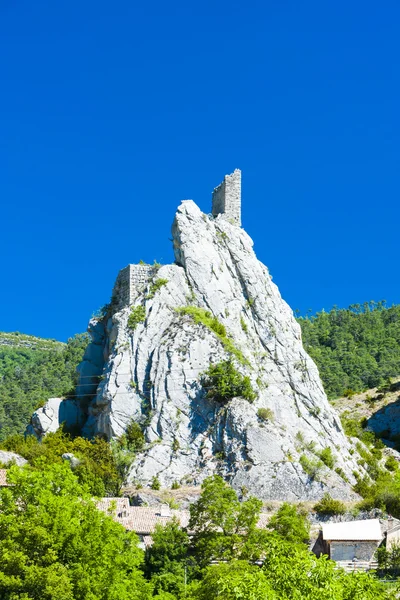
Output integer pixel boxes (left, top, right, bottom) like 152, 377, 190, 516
298, 301, 400, 398
0, 333, 89, 440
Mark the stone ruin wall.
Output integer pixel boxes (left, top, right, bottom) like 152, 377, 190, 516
112, 264, 154, 310
212, 169, 241, 226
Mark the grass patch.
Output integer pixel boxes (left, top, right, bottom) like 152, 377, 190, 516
147, 278, 168, 299
176, 306, 247, 365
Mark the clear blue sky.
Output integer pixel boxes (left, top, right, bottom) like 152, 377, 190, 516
1, 0, 399, 341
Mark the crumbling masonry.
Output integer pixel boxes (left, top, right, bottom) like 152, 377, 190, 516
113, 170, 241, 308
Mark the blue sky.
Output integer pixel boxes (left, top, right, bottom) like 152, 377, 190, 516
1, 0, 400, 341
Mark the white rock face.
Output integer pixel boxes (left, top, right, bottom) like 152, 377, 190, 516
26, 397, 82, 440
0, 450, 28, 467
68, 199, 363, 501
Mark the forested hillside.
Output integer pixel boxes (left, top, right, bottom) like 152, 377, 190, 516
0, 332, 89, 440
298, 301, 400, 399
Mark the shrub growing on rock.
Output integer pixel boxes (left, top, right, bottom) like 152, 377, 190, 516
128, 305, 146, 331
257, 408, 274, 422
313, 493, 346, 516
201, 359, 256, 403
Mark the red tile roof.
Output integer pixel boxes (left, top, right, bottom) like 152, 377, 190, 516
96, 499, 271, 536
0, 469, 9, 486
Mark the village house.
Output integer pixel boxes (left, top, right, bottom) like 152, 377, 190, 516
96, 498, 270, 549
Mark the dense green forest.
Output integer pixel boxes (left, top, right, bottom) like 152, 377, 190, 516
298, 301, 400, 398
0, 332, 89, 440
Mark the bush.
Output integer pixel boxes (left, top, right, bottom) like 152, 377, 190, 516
385, 456, 398, 472
151, 476, 161, 490
171, 481, 180, 490
128, 305, 146, 331
257, 408, 274, 422
299, 454, 322, 480
318, 447, 336, 469
314, 493, 346, 516
201, 360, 256, 403
125, 421, 145, 452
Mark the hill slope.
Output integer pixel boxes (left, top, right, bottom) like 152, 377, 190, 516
0, 332, 88, 440
298, 301, 400, 399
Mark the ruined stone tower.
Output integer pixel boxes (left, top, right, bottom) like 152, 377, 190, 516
211, 169, 241, 226
112, 170, 242, 310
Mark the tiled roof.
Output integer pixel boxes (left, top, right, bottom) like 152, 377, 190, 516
96, 499, 271, 535
0, 469, 9, 486
323, 519, 382, 542
96, 497, 130, 517
120, 507, 191, 534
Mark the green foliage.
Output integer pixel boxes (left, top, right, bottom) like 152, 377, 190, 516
176, 306, 246, 364
257, 407, 274, 421
0, 429, 123, 496
171, 480, 180, 489
145, 517, 190, 596
0, 333, 88, 440
268, 502, 310, 544
201, 359, 257, 403
0, 463, 150, 600
298, 301, 400, 399
188, 474, 265, 567
151, 475, 161, 490
147, 278, 168, 299
385, 455, 398, 472
317, 447, 336, 469
313, 493, 346, 515
192, 561, 276, 600
240, 317, 248, 333
172, 438, 180, 453
299, 453, 323, 480
128, 305, 146, 331
125, 420, 145, 452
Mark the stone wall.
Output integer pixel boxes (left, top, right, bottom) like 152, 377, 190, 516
112, 264, 155, 310
212, 169, 241, 226
330, 541, 380, 562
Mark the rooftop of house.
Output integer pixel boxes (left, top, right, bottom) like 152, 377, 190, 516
96, 499, 270, 535
322, 519, 383, 542
0, 469, 9, 486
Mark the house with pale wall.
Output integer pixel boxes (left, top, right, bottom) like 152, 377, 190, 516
97, 496, 269, 549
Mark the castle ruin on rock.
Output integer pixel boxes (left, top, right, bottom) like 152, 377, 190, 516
113, 169, 242, 310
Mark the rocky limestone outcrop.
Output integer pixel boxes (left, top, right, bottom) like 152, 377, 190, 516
30, 193, 366, 501
0, 450, 28, 467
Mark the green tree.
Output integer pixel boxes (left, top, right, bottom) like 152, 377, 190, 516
267, 502, 310, 544
0, 463, 150, 600
191, 561, 276, 600
145, 517, 190, 597
188, 475, 264, 566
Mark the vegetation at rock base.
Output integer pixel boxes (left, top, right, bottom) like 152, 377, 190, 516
0, 429, 126, 496
313, 493, 346, 516
298, 301, 400, 399
201, 359, 257, 403
0, 332, 89, 441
